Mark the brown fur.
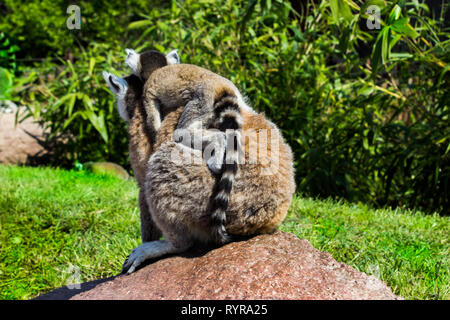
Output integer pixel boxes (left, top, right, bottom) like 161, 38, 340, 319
109, 67, 296, 273
126, 90, 295, 243
138, 60, 246, 244
127, 93, 163, 241
146, 108, 296, 240
142, 63, 241, 143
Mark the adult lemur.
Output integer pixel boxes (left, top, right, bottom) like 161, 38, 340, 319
105, 48, 245, 245
103, 50, 295, 274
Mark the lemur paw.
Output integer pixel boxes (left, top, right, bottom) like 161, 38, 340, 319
121, 246, 145, 274
121, 241, 183, 274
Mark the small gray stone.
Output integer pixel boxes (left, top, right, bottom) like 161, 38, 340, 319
84, 162, 130, 180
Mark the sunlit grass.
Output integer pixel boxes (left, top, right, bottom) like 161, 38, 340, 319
0, 165, 448, 300
0, 165, 140, 299
281, 195, 449, 300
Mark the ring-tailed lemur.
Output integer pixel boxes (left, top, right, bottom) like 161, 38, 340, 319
124, 48, 248, 175
105, 48, 246, 245
103, 57, 295, 275
102, 73, 162, 242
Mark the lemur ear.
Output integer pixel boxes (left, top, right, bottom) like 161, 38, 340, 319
102, 71, 128, 95
125, 48, 140, 75
102, 71, 130, 122
166, 49, 180, 65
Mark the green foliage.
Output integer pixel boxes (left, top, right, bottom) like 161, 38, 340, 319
12, 0, 450, 214
0, 68, 14, 100
0, 32, 19, 70
0, 32, 19, 100
0, 0, 73, 58
0, 0, 158, 59
18, 43, 131, 168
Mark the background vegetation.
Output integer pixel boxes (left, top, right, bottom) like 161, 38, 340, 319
0, 166, 448, 300
1, 0, 448, 214
0, 0, 449, 301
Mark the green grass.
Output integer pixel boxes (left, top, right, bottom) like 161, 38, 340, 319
0, 165, 448, 300
281, 196, 449, 300
0, 165, 141, 300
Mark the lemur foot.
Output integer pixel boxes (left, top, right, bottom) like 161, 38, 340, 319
121, 240, 187, 274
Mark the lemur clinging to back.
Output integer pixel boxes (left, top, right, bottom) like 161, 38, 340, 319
103, 50, 295, 274
124, 48, 247, 174
105, 48, 246, 245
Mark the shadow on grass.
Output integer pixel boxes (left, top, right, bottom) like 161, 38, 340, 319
33, 276, 117, 300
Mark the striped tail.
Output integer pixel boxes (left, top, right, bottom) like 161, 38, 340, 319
209, 94, 242, 245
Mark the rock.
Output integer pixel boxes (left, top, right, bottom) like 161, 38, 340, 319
83, 162, 130, 180
37, 231, 401, 300
0, 100, 18, 113
0, 111, 48, 165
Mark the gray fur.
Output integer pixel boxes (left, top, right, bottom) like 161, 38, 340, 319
104, 61, 296, 275
125, 50, 241, 174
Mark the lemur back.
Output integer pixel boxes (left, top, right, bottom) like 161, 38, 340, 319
124, 49, 247, 244
103, 57, 295, 274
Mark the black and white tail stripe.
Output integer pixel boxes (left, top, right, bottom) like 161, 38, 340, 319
209, 94, 242, 244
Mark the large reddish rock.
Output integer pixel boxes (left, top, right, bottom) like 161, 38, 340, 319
37, 231, 401, 300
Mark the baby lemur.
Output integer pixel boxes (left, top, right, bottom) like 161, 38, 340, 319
103, 51, 295, 274
124, 48, 247, 174
107, 48, 246, 245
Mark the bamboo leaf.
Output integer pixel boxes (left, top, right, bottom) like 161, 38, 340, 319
128, 19, 152, 29
83, 109, 108, 142
388, 4, 401, 24
381, 27, 390, 63
88, 57, 96, 77
330, 0, 354, 24
391, 18, 419, 39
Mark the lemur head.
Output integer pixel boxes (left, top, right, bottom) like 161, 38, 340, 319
102, 72, 143, 123
125, 48, 180, 81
